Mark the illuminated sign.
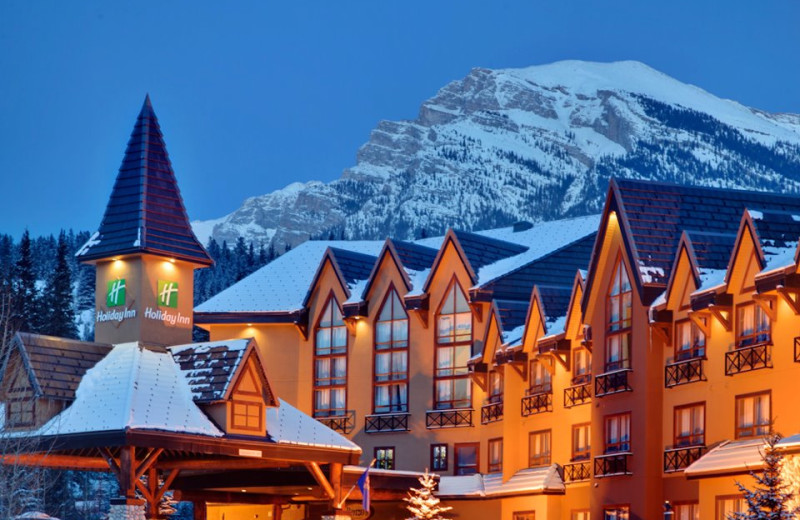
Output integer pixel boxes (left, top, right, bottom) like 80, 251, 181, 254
106, 279, 126, 307
157, 279, 179, 308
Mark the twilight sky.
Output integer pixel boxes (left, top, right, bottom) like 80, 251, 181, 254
1, 1, 799, 238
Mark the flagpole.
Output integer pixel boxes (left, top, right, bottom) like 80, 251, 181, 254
336, 458, 376, 509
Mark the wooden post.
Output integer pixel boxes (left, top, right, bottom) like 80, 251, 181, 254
119, 446, 137, 499
330, 462, 343, 512
146, 466, 161, 520
192, 501, 207, 520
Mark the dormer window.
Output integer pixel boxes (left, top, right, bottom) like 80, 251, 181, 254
528, 359, 551, 395
314, 296, 347, 417
434, 280, 472, 410
676, 320, 705, 361
605, 257, 632, 372
374, 288, 409, 413
736, 303, 770, 347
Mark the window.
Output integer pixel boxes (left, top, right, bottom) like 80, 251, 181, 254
314, 296, 348, 417
7, 398, 35, 428
736, 392, 770, 439
674, 403, 705, 447
528, 430, 551, 467
606, 258, 632, 372
488, 438, 503, 473
604, 413, 631, 453
488, 370, 503, 403
231, 401, 262, 431
737, 303, 770, 346
374, 288, 409, 413
431, 444, 448, 471
512, 512, 535, 520
573, 348, 592, 384
435, 280, 472, 409
675, 320, 705, 360
454, 443, 479, 475
716, 496, 745, 520
528, 359, 552, 394
603, 506, 629, 520
572, 423, 591, 461
571, 511, 590, 520
674, 502, 699, 520
374, 447, 395, 470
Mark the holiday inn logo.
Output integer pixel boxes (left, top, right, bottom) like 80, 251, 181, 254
106, 279, 126, 307
157, 279, 179, 308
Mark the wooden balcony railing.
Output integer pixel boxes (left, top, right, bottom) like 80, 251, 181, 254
364, 412, 410, 433
563, 461, 592, 482
521, 391, 552, 417
426, 409, 473, 429
315, 410, 355, 434
665, 357, 705, 388
663, 445, 706, 473
594, 452, 632, 477
725, 343, 771, 375
481, 401, 503, 424
564, 381, 592, 408
794, 337, 800, 363
594, 368, 632, 397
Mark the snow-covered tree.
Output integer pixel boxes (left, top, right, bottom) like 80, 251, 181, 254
731, 433, 800, 519
404, 470, 452, 520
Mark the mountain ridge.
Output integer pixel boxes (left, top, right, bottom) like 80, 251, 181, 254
192, 60, 800, 250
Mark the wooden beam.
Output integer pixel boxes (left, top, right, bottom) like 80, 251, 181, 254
778, 286, 800, 315
156, 469, 180, 503
651, 323, 671, 347
119, 446, 137, 499
330, 462, 343, 511
0, 454, 109, 470
304, 462, 335, 500
136, 448, 164, 481
753, 294, 778, 321
689, 311, 712, 337
708, 305, 732, 332
157, 458, 288, 471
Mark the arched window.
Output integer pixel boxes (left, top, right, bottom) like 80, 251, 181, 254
605, 257, 632, 371
374, 288, 409, 413
434, 279, 472, 409
314, 295, 347, 417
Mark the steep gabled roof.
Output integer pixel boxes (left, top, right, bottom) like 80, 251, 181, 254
392, 240, 439, 271
452, 230, 528, 270
76, 96, 212, 266
168, 338, 275, 405
0, 333, 112, 401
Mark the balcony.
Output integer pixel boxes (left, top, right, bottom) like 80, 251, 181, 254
480, 401, 503, 424
795, 337, 800, 363
364, 412, 410, 433
521, 391, 552, 417
563, 461, 592, 483
315, 410, 355, 434
663, 445, 706, 473
426, 409, 473, 429
594, 452, 632, 477
564, 381, 592, 408
594, 368, 632, 397
725, 342, 771, 376
665, 357, 706, 388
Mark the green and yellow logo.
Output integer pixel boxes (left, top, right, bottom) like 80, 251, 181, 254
157, 279, 179, 308
106, 279, 126, 307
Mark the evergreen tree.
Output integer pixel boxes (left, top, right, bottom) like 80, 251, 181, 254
13, 230, 41, 333
732, 433, 800, 519
42, 231, 77, 339
404, 470, 452, 520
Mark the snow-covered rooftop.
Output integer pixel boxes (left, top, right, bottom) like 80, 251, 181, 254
437, 465, 564, 497
684, 439, 765, 478
37, 343, 223, 437
168, 338, 251, 402
267, 399, 360, 453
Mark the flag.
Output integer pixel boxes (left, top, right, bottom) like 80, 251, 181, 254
357, 465, 371, 512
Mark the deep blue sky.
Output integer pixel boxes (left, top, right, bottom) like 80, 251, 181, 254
1, 1, 799, 238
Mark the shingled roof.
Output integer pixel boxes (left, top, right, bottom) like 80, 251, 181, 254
608, 178, 800, 287
76, 96, 212, 266
1, 333, 112, 401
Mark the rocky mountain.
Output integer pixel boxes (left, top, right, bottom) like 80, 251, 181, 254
192, 60, 800, 250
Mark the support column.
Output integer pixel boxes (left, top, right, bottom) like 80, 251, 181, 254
109, 447, 147, 520
192, 501, 206, 520
322, 463, 350, 520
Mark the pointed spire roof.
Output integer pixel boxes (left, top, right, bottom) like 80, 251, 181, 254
77, 96, 212, 265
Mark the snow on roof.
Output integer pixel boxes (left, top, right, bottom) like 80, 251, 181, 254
266, 399, 360, 453
168, 339, 251, 402
684, 439, 765, 478
502, 324, 525, 346
438, 465, 564, 498
690, 268, 728, 297
195, 240, 384, 313
37, 343, 222, 437
472, 215, 601, 287
760, 243, 798, 277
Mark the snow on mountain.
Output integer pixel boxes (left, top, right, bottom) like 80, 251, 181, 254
192, 60, 800, 251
